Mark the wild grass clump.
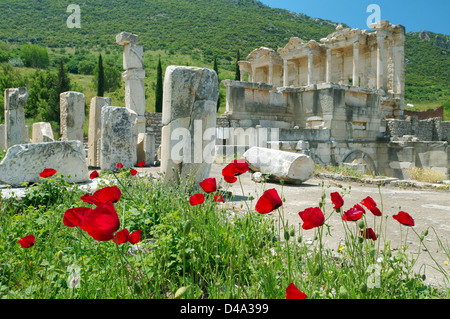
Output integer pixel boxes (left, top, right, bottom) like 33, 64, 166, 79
0, 162, 448, 299
405, 167, 446, 184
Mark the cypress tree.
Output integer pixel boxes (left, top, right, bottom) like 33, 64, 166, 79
155, 56, 163, 113
235, 50, 241, 81
213, 57, 220, 112
45, 59, 70, 124
97, 54, 105, 97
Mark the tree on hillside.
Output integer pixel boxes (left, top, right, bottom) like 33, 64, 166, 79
93, 61, 121, 94
20, 43, 49, 69
97, 54, 105, 97
155, 56, 163, 113
43, 59, 71, 125
213, 57, 220, 112
235, 50, 241, 81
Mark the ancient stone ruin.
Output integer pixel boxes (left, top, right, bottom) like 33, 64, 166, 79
213, 21, 449, 179
160, 65, 219, 185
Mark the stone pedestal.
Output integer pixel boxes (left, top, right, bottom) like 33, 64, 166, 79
100, 106, 138, 170
88, 96, 111, 167
160, 66, 219, 185
60, 91, 85, 142
4, 87, 28, 149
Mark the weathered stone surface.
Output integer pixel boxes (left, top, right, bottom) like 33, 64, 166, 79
0, 125, 5, 151
123, 44, 144, 70
4, 87, 28, 149
160, 66, 219, 185
100, 106, 138, 170
116, 32, 139, 46
32, 122, 54, 143
88, 97, 111, 167
60, 91, 85, 142
0, 141, 89, 187
243, 146, 315, 184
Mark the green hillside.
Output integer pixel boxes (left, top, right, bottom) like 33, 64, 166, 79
0, 0, 448, 120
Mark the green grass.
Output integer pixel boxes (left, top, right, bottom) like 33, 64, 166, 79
0, 168, 448, 299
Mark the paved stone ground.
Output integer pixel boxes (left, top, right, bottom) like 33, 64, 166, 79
2, 162, 449, 289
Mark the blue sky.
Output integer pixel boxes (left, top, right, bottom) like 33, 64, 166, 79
259, 0, 449, 34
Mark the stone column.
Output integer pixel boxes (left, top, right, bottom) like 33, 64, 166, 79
116, 32, 146, 135
100, 106, 138, 170
268, 62, 274, 85
4, 87, 28, 149
160, 66, 219, 185
60, 91, 85, 142
88, 96, 111, 167
326, 48, 332, 83
376, 34, 384, 90
353, 42, 360, 87
307, 52, 313, 86
283, 59, 289, 86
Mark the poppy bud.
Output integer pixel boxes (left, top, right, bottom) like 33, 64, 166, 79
358, 220, 365, 229
175, 286, 189, 299
284, 230, 290, 241
359, 283, 368, 294
183, 220, 192, 234
289, 229, 295, 237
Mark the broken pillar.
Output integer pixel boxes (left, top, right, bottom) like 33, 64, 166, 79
137, 132, 156, 166
160, 65, 219, 185
100, 106, 138, 171
0, 141, 89, 187
88, 96, 111, 167
60, 91, 85, 142
116, 31, 146, 134
243, 146, 315, 184
4, 87, 29, 149
32, 122, 54, 143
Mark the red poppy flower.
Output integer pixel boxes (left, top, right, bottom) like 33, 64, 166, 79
137, 161, 145, 167
285, 283, 307, 299
214, 194, 225, 203
298, 207, 325, 230
360, 196, 377, 208
189, 193, 205, 206
18, 234, 35, 248
342, 204, 365, 221
255, 188, 283, 214
222, 159, 249, 183
330, 192, 344, 210
63, 207, 92, 228
81, 185, 122, 206
361, 228, 377, 241
113, 228, 141, 245
360, 196, 382, 216
393, 211, 415, 227
130, 169, 138, 176
40, 168, 57, 178
116, 163, 124, 169
199, 178, 217, 193
79, 202, 120, 241
128, 229, 141, 244
90, 170, 99, 179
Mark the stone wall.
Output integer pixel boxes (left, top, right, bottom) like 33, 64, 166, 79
385, 117, 449, 142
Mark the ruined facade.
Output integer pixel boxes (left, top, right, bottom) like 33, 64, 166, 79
219, 21, 449, 179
